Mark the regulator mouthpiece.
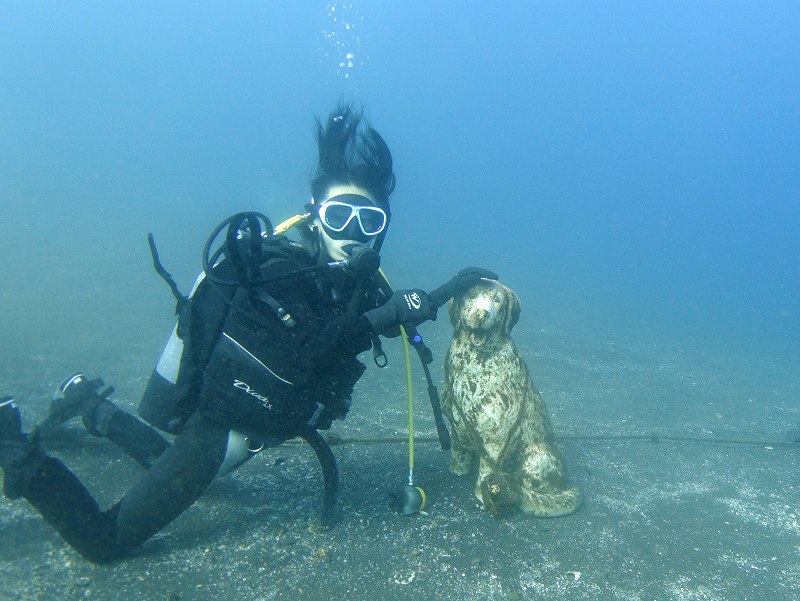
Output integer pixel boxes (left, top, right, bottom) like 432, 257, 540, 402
342, 243, 380, 278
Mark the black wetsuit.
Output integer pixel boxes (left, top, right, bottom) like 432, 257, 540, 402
20, 251, 377, 563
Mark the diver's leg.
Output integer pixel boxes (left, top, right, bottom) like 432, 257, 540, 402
46, 373, 171, 469
23, 456, 121, 562
3, 399, 119, 560
91, 402, 171, 469
112, 411, 228, 550
1, 398, 46, 499
4, 404, 228, 563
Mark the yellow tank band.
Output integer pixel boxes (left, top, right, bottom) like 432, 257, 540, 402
273, 213, 311, 235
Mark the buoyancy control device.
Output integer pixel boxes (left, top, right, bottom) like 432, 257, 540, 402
140, 212, 373, 438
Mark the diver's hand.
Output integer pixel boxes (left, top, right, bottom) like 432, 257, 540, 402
364, 289, 437, 334
427, 267, 499, 308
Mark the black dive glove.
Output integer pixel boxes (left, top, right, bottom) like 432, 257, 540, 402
427, 267, 500, 308
364, 289, 438, 335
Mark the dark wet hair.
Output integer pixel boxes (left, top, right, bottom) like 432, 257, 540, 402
311, 103, 396, 213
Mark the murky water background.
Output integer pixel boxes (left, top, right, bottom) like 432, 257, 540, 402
1, 2, 798, 599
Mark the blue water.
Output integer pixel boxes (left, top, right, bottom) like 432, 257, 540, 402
2, 2, 797, 357
1, 2, 798, 598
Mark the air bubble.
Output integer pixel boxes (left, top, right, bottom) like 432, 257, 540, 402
320, 2, 366, 80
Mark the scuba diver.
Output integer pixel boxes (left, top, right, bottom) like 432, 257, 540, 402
0, 104, 497, 563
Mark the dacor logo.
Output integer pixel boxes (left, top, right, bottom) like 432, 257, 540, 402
233, 379, 272, 409
404, 291, 422, 310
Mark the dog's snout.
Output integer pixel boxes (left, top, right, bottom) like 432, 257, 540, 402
461, 296, 498, 332
465, 304, 493, 328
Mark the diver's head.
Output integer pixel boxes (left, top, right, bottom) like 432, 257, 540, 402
310, 183, 389, 261
308, 103, 395, 262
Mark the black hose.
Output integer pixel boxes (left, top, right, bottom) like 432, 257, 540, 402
147, 233, 188, 312
202, 212, 273, 286
297, 426, 338, 527
421, 361, 451, 450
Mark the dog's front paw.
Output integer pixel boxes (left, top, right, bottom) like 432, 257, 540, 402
449, 463, 470, 476
449, 448, 473, 475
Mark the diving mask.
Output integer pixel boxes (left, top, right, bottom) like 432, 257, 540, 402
317, 194, 388, 239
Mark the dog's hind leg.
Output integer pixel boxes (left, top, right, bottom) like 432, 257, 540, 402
473, 438, 508, 504
518, 443, 582, 517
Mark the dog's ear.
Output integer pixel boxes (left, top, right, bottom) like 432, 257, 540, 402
448, 296, 461, 328
503, 287, 521, 334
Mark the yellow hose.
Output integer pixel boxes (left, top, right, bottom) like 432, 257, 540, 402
379, 269, 416, 483
399, 325, 415, 478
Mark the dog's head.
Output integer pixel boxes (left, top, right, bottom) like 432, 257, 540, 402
449, 279, 521, 347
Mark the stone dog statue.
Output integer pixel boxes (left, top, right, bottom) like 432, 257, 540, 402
441, 279, 581, 517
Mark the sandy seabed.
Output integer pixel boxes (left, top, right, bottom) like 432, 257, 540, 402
1, 321, 798, 601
